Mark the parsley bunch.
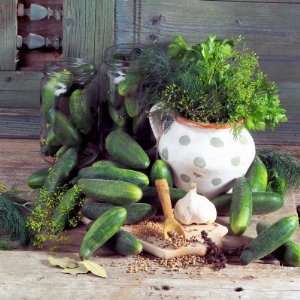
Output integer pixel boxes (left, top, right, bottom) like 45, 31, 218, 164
161, 35, 287, 131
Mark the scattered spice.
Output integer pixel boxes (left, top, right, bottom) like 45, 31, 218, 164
126, 229, 227, 273
201, 230, 227, 270
128, 220, 205, 250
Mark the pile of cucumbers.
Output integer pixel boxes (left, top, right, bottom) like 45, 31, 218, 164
29, 99, 300, 264
40, 63, 99, 163
27, 126, 186, 256
212, 156, 300, 266
78, 129, 184, 258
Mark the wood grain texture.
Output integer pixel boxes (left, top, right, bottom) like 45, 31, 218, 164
0, 109, 40, 139
0, 0, 17, 70
63, 0, 115, 67
116, 0, 300, 82
0, 72, 42, 108
18, 51, 62, 71
116, 0, 300, 145
0, 139, 48, 190
1, 250, 300, 300
0, 82, 299, 144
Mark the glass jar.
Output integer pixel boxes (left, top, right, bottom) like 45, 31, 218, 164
40, 58, 100, 166
103, 43, 144, 108
103, 44, 157, 152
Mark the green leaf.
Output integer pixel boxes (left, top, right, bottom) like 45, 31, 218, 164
48, 256, 78, 269
81, 260, 107, 278
63, 264, 88, 275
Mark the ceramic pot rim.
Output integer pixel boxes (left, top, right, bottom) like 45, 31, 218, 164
176, 116, 243, 129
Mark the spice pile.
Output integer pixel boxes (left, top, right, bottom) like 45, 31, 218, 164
127, 230, 227, 273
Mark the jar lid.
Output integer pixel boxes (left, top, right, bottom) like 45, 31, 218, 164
45, 57, 96, 85
104, 43, 145, 69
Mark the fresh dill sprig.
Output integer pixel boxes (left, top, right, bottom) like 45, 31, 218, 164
258, 149, 300, 192
27, 185, 83, 247
0, 239, 12, 250
0, 194, 29, 245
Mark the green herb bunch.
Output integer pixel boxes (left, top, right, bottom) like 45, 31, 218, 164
161, 35, 287, 131
118, 46, 175, 111
258, 149, 300, 194
27, 185, 83, 247
0, 192, 29, 246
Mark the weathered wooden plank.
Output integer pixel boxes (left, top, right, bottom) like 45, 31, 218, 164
0, 109, 40, 139
0, 82, 299, 143
260, 58, 300, 83
0, 139, 47, 190
254, 82, 300, 145
18, 51, 62, 71
63, 0, 115, 67
0, 0, 17, 70
116, 0, 300, 72
212, 0, 300, 2
0, 72, 42, 108
1, 250, 300, 300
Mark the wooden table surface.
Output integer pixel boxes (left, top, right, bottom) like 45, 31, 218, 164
0, 139, 300, 300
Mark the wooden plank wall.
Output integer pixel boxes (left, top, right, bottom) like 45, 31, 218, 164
116, 0, 300, 145
0, 0, 17, 71
63, 0, 115, 67
0, 0, 299, 145
0, 0, 115, 139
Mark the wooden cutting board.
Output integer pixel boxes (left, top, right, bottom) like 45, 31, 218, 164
123, 222, 228, 259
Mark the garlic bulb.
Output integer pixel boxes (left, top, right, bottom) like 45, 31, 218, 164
174, 186, 217, 225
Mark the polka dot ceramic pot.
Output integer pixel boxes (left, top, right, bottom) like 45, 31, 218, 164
149, 105, 256, 199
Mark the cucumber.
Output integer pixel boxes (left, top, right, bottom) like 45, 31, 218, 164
44, 148, 78, 193
213, 192, 284, 216
69, 89, 93, 134
80, 207, 127, 259
52, 185, 82, 233
81, 202, 114, 220
256, 222, 300, 266
256, 221, 270, 235
246, 156, 268, 192
76, 164, 149, 187
27, 168, 49, 189
82, 202, 154, 224
105, 129, 150, 170
108, 104, 127, 127
142, 186, 186, 204
41, 70, 73, 122
269, 171, 288, 195
45, 128, 61, 148
252, 192, 283, 215
118, 74, 139, 97
211, 194, 232, 215
240, 215, 299, 265
124, 97, 139, 118
283, 241, 300, 267
78, 178, 143, 205
230, 177, 253, 235
91, 160, 119, 168
150, 160, 173, 187
124, 203, 155, 225
112, 230, 143, 256
52, 111, 81, 147
55, 146, 68, 159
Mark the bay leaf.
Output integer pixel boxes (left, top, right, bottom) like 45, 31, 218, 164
63, 264, 88, 275
48, 256, 78, 269
81, 260, 107, 278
